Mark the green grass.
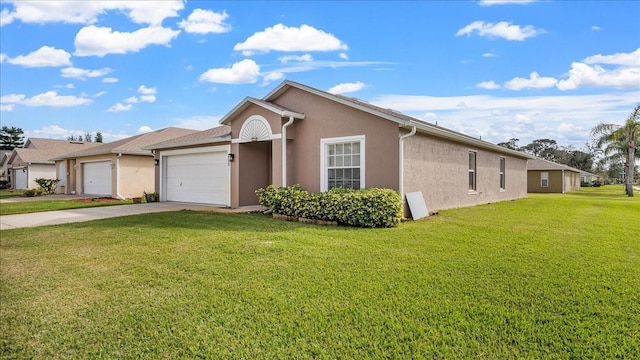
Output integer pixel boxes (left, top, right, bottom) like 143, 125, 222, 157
0, 189, 27, 199
1, 185, 638, 358
0, 199, 133, 215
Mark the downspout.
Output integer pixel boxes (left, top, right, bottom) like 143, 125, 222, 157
561, 169, 565, 194
281, 116, 295, 187
115, 153, 126, 200
398, 125, 417, 201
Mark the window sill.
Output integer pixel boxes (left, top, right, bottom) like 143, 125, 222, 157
468, 190, 479, 195
500, 189, 506, 193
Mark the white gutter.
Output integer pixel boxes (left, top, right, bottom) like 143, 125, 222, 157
398, 125, 417, 201
115, 153, 126, 200
281, 116, 295, 187
562, 169, 565, 194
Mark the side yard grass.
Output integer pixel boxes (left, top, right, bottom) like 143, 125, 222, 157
1, 185, 638, 358
0, 199, 133, 216
0, 189, 27, 199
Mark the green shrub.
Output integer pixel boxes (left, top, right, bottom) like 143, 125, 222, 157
35, 178, 60, 195
23, 189, 41, 197
256, 185, 402, 228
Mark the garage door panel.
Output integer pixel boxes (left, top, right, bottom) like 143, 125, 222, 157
15, 169, 27, 189
164, 151, 229, 206
83, 161, 112, 196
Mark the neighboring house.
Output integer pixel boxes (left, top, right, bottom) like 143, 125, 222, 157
147, 80, 533, 217
527, 158, 582, 193
52, 128, 197, 198
2, 138, 100, 190
580, 171, 599, 185
0, 150, 11, 185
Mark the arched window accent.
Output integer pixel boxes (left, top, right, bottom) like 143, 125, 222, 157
238, 115, 272, 142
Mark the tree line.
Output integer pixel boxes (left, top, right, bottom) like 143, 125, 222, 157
0, 127, 104, 150
498, 104, 639, 197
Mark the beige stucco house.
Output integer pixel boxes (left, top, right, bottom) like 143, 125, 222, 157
146, 81, 532, 217
1, 138, 100, 190
53, 128, 197, 198
527, 158, 582, 193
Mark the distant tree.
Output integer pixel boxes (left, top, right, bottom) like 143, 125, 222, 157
0, 126, 25, 150
95, 132, 103, 143
521, 138, 559, 161
68, 135, 78, 141
84, 133, 92, 142
591, 104, 640, 197
497, 138, 520, 151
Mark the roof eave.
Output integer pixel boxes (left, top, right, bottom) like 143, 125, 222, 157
144, 135, 232, 150
219, 97, 305, 125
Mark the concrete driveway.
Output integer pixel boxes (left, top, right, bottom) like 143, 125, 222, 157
0, 201, 264, 230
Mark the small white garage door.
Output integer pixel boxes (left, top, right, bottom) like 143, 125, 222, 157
14, 168, 27, 189
83, 161, 112, 196
164, 151, 229, 205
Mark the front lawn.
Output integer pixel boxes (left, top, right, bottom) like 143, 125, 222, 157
0, 189, 27, 199
0, 198, 133, 216
1, 186, 638, 358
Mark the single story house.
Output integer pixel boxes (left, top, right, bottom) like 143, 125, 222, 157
1, 138, 100, 189
1, 150, 12, 185
580, 171, 599, 185
527, 158, 581, 193
146, 80, 533, 218
52, 127, 197, 198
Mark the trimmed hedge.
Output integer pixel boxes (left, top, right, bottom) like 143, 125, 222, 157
256, 185, 403, 228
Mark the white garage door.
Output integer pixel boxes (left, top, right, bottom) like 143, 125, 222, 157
164, 151, 229, 205
83, 161, 112, 196
14, 168, 27, 189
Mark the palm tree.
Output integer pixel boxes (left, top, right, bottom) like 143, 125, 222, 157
591, 104, 640, 197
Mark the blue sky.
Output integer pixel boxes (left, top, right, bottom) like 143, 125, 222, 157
1, 0, 638, 149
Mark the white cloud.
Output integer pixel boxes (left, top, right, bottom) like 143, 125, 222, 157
234, 24, 348, 55
94, 91, 107, 97
137, 126, 154, 133
199, 59, 261, 84
102, 77, 119, 83
5, 46, 71, 67
479, 0, 536, 5
1, 104, 15, 112
1, 8, 14, 26
278, 54, 313, 63
1, 1, 184, 26
556, 62, 640, 91
476, 80, 501, 90
61, 66, 112, 80
512, 113, 531, 124
370, 91, 639, 147
172, 115, 222, 130
25, 125, 131, 142
583, 48, 640, 66
0, 53, 6, 63
74, 25, 180, 57
1, 91, 92, 107
54, 83, 75, 89
327, 81, 366, 95
591, 26, 601, 31
137, 85, 157, 102
340, 53, 349, 60
178, 8, 230, 34
124, 96, 139, 104
482, 52, 498, 57
107, 103, 132, 112
504, 72, 558, 90
261, 72, 285, 86
456, 21, 543, 41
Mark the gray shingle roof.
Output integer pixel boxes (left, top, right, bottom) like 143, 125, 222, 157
7, 138, 101, 165
53, 127, 199, 159
527, 158, 582, 173
144, 126, 231, 150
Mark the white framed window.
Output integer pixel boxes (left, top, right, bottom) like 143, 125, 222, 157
468, 151, 477, 192
320, 135, 365, 192
499, 157, 506, 190
541, 172, 549, 187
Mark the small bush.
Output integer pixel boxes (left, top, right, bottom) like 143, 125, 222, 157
35, 178, 61, 195
256, 185, 402, 228
23, 189, 41, 197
